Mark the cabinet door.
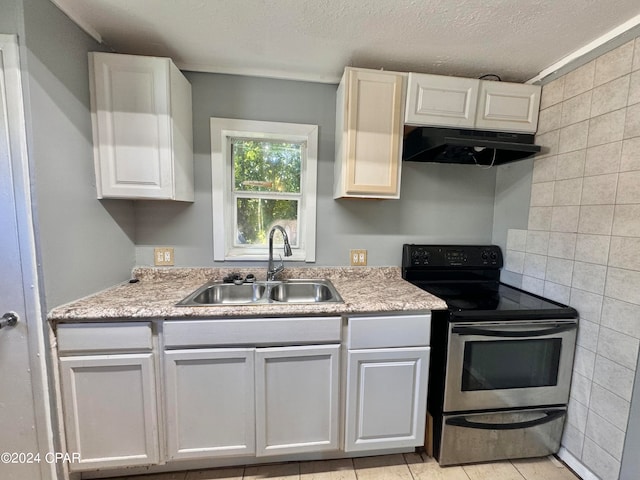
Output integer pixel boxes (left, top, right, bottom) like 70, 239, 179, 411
405, 73, 479, 128
59, 354, 159, 471
255, 345, 340, 456
164, 348, 255, 460
475, 81, 541, 133
345, 347, 430, 452
90, 53, 173, 199
341, 69, 404, 198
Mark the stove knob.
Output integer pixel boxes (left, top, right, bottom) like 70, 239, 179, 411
481, 251, 489, 260
490, 251, 498, 261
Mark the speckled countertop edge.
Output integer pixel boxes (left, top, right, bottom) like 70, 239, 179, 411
48, 267, 447, 322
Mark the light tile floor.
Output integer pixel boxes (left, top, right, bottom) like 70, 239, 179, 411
103, 453, 581, 480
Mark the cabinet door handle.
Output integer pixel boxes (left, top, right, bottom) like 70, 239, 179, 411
0, 312, 18, 329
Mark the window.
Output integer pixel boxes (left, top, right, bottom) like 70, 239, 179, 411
211, 118, 318, 261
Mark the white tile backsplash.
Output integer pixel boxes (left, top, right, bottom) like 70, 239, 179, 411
601, 296, 640, 338
570, 371, 593, 406
541, 76, 565, 109
590, 383, 631, 432
564, 61, 596, 99
545, 257, 574, 286
620, 136, 640, 171
570, 288, 603, 323
553, 177, 583, 205
532, 155, 558, 183
605, 267, 640, 305
523, 39, 640, 475
608, 236, 640, 271
527, 206, 553, 231
551, 205, 581, 232
561, 91, 592, 127
582, 437, 621, 480
548, 232, 577, 259
504, 250, 525, 274
594, 41, 634, 87
615, 170, 640, 203
624, 102, 640, 139
588, 109, 626, 147
593, 354, 635, 401
585, 411, 625, 460
591, 75, 630, 117
578, 205, 615, 235
556, 150, 586, 180
572, 261, 607, 294
612, 204, 640, 236
525, 231, 549, 255
597, 326, 640, 370
523, 253, 547, 280
584, 141, 622, 176
574, 234, 610, 265
560, 120, 590, 153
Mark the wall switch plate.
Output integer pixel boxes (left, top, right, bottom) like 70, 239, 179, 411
350, 249, 367, 266
154, 247, 174, 266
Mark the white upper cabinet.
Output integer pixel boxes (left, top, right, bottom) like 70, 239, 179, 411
89, 52, 194, 201
475, 81, 541, 133
404, 73, 479, 128
334, 67, 405, 199
405, 72, 541, 133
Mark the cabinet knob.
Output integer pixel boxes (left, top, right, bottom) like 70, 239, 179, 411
0, 312, 18, 329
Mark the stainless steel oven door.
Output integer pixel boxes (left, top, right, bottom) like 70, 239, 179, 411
444, 319, 577, 412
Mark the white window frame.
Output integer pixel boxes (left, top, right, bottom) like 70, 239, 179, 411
211, 117, 318, 262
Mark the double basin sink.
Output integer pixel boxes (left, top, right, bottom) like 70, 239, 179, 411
177, 279, 343, 306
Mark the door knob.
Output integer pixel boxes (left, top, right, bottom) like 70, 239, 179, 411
0, 312, 18, 329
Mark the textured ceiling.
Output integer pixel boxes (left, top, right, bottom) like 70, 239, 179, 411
52, 0, 640, 83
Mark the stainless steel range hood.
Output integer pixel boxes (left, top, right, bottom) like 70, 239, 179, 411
402, 127, 541, 166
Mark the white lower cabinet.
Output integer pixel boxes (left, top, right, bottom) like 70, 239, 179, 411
164, 348, 256, 460
255, 345, 340, 456
163, 343, 340, 461
58, 353, 159, 471
344, 347, 430, 451
343, 313, 431, 452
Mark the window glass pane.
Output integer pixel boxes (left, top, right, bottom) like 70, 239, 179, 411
235, 198, 298, 247
232, 139, 301, 193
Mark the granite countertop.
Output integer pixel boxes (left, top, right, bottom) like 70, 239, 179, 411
48, 267, 447, 322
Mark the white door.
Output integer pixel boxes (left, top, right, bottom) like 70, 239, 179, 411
344, 347, 430, 452
255, 345, 340, 456
0, 35, 51, 480
59, 353, 159, 471
164, 348, 256, 460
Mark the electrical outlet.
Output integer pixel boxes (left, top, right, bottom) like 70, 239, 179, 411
350, 249, 367, 266
154, 247, 174, 266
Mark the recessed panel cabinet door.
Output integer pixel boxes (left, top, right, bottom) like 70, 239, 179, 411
164, 348, 256, 460
58, 353, 159, 471
476, 81, 541, 133
255, 345, 340, 456
345, 347, 430, 452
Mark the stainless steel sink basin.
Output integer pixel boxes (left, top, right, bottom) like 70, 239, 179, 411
268, 280, 340, 303
178, 283, 266, 305
177, 279, 342, 306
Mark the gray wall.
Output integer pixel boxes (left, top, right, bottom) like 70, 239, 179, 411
492, 158, 533, 286
19, 0, 136, 309
135, 72, 498, 267
620, 353, 640, 479
0, 0, 22, 33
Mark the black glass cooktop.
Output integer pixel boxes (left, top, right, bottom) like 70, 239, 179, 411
411, 281, 578, 320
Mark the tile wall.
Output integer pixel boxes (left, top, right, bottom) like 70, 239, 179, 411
503, 37, 640, 480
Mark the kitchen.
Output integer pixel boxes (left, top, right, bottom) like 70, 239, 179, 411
1, 1, 640, 480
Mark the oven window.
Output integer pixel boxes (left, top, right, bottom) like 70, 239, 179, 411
462, 339, 562, 391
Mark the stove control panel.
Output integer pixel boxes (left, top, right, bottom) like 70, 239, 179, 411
403, 245, 503, 268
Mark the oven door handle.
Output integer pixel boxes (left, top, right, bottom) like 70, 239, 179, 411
451, 324, 576, 337
445, 409, 565, 430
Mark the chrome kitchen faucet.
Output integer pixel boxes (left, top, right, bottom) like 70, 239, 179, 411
266, 225, 293, 281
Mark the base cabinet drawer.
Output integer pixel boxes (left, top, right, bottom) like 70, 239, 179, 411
344, 347, 430, 452
59, 354, 159, 471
